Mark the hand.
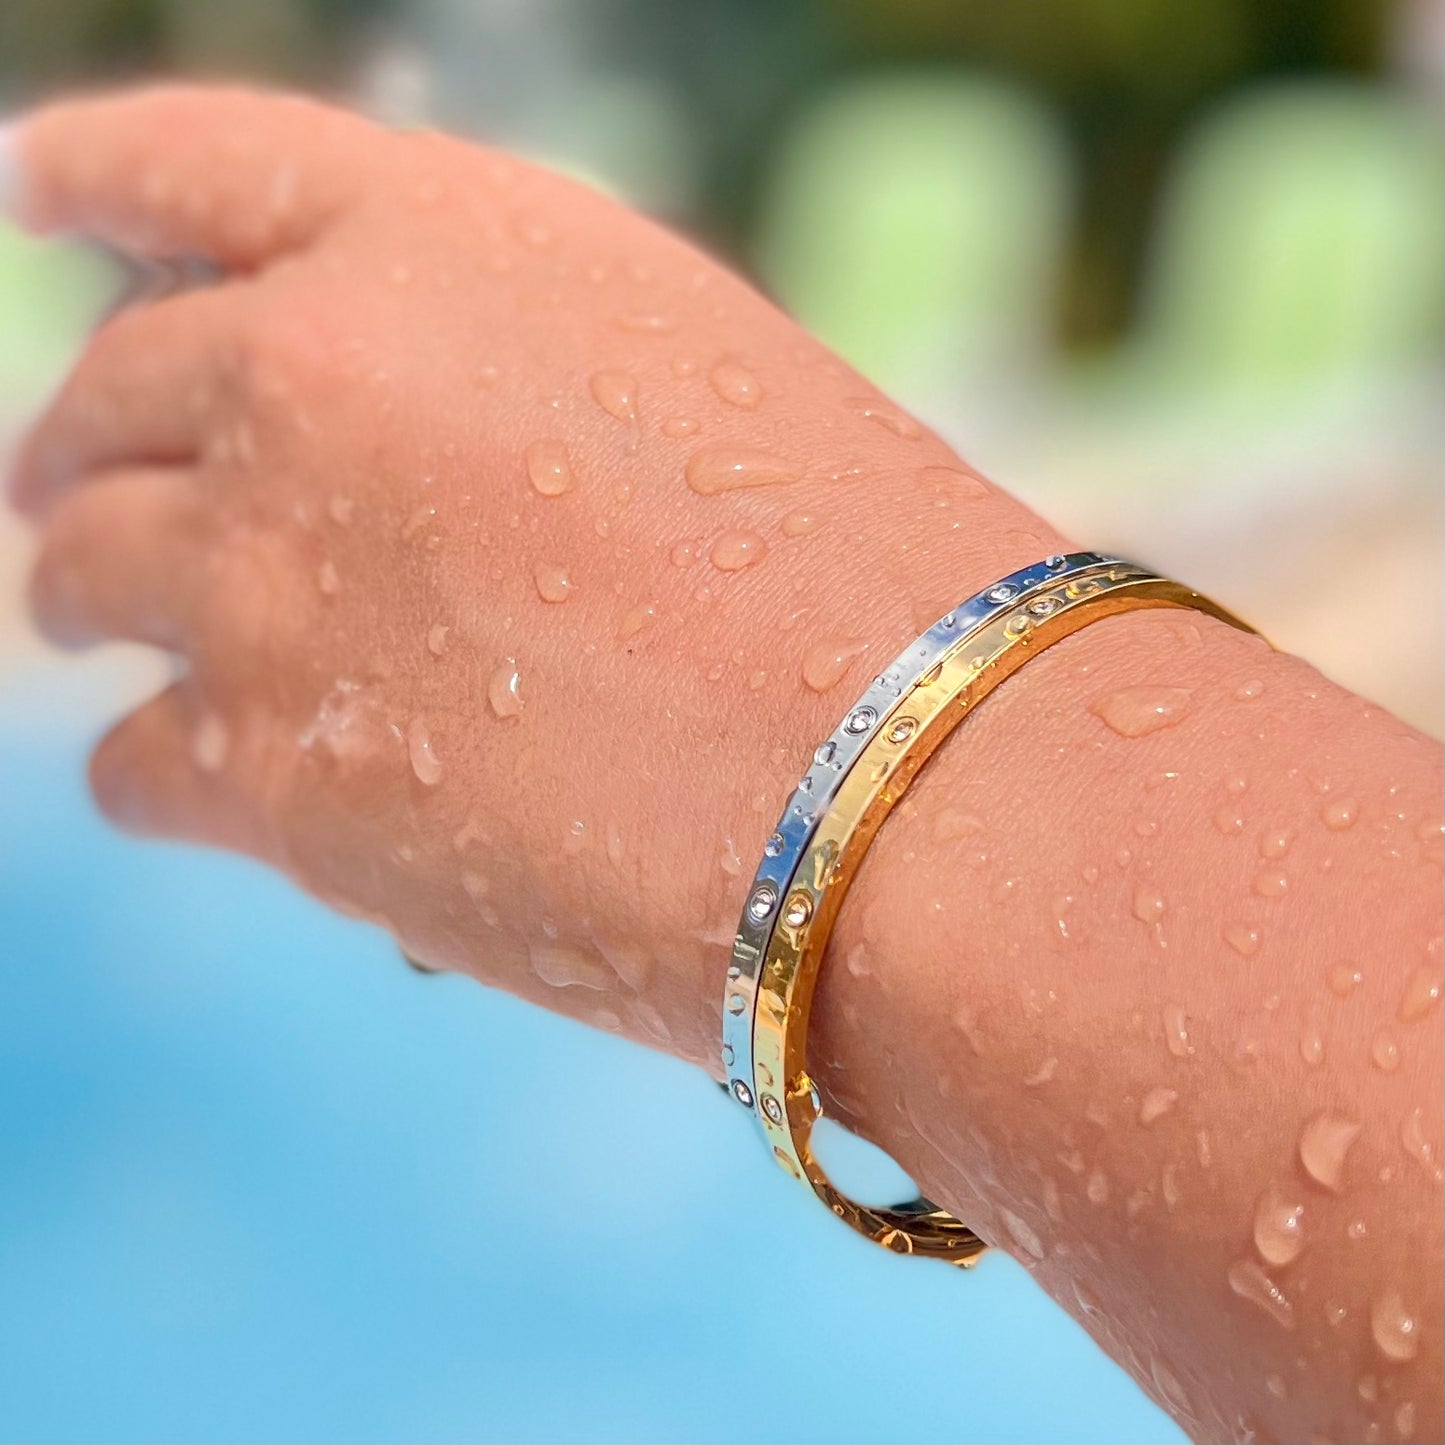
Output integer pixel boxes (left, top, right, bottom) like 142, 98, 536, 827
8, 86, 1065, 1067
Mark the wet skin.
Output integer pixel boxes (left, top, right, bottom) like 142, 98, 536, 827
5, 87, 1441, 1445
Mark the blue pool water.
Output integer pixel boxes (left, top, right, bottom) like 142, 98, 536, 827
0, 699, 1181, 1443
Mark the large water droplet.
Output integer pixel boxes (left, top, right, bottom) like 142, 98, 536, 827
1253, 1185, 1306, 1265
844, 396, 921, 438
589, 370, 637, 423
780, 509, 822, 538
998, 1206, 1045, 1261
801, 637, 869, 693
488, 660, 524, 718
534, 561, 572, 603
1092, 686, 1194, 737
406, 716, 444, 784
1397, 962, 1442, 1022
529, 941, 612, 990
1227, 1258, 1295, 1328
1370, 1289, 1419, 1361
525, 440, 574, 496
1298, 1111, 1360, 1191
1327, 961, 1362, 997
1132, 886, 1166, 925
1321, 796, 1359, 830
709, 359, 762, 408
685, 445, 802, 496
710, 530, 768, 572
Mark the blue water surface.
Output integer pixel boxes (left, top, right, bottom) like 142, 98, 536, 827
0, 704, 1182, 1443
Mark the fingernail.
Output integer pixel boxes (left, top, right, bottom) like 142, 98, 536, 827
0, 120, 23, 220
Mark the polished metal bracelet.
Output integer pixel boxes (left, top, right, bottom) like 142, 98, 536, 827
723, 551, 1254, 1264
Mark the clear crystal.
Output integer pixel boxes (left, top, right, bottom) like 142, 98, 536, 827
731, 1080, 754, 1108
844, 706, 876, 735
986, 583, 1017, 604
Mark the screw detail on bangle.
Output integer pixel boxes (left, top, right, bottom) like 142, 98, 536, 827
722, 551, 1256, 1264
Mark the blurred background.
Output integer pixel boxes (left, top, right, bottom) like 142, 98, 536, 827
0, 1, 1440, 1441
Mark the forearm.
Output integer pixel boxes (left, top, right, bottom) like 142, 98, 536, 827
813, 602, 1443, 1443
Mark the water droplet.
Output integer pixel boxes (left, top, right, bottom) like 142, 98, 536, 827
710, 530, 768, 572
1400, 1107, 1441, 1181
317, 559, 340, 595
719, 838, 743, 877
616, 311, 675, 334
999, 1206, 1045, 1261
801, 637, 869, 694
1252, 869, 1290, 898
525, 440, 574, 496
1223, 922, 1261, 957
1371, 1030, 1400, 1072
1092, 686, 1194, 737
529, 941, 612, 990
1254, 1185, 1306, 1266
1395, 1401, 1417, 1438
1397, 962, 1442, 1022
1258, 827, 1293, 859
1072, 1278, 1104, 1320
709, 359, 762, 408
1161, 1163, 1181, 1207
1086, 1167, 1109, 1204
1328, 962, 1362, 997
1213, 805, 1247, 836
1264, 1372, 1286, 1399
1370, 1289, 1419, 1361
618, 602, 658, 642
1162, 1004, 1193, 1057
487, 660, 524, 719
1299, 1111, 1360, 1191
561, 819, 587, 856
1023, 1057, 1058, 1087
588, 370, 637, 423
780, 509, 821, 538
1139, 1086, 1178, 1125
328, 494, 355, 525
191, 712, 229, 774
1150, 1357, 1192, 1416
1321, 796, 1359, 830
1299, 1030, 1324, 1066
1228, 1258, 1295, 1328
406, 717, 444, 784
661, 416, 699, 438
1234, 679, 1265, 701
534, 561, 572, 603
685, 445, 803, 496
1132, 886, 1166, 925
844, 396, 921, 438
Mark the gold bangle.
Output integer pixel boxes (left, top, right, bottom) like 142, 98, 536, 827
738, 556, 1254, 1263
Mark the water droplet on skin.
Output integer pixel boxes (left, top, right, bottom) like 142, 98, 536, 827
1161, 1163, 1181, 1208
1395, 1401, 1417, 1437
1222, 923, 1261, 957
534, 561, 572, 603
1139, 1087, 1178, 1125
709, 359, 762, 408
719, 838, 744, 877
616, 311, 675, 334
1371, 1030, 1400, 1072
525, 440, 574, 496
406, 717, 444, 785
1092, 686, 1193, 737
780, 509, 822, 538
618, 603, 658, 642
1299, 1030, 1324, 1066
1252, 869, 1290, 898
488, 660, 524, 718
710, 530, 768, 572
191, 712, 229, 774
529, 941, 612, 990
1397, 962, 1442, 1022
317, 559, 341, 595
1254, 1185, 1306, 1266
801, 637, 869, 694
1132, 886, 1166, 925
1328, 962, 1362, 997
1235, 679, 1265, 701
1358, 1373, 1379, 1403
1213, 805, 1247, 836
1299, 1111, 1361, 1191
1264, 1373, 1286, 1400
685, 445, 803, 496
999, 1206, 1045, 1261
589, 370, 637, 423
1258, 827, 1293, 859
1321, 796, 1359, 830
1162, 1004, 1193, 1057
1400, 1107, 1441, 1181
844, 396, 922, 438
1370, 1289, 1419, 1361
1086, 1167, 1109, 1204
561, 819, 587, 856
401, 504, 438, 541
1228, 1258, 1295, 1328
1150, 1357, 1192, 1416
328, 494, 355, 525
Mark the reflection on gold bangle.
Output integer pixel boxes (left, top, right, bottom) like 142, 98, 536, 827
749, 564, 1254, 1264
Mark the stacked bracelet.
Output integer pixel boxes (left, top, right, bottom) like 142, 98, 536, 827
723, 552, 1254, 1264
